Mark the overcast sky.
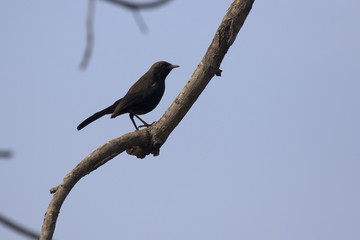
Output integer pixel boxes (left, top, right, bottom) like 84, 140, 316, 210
1, 0, 359, 239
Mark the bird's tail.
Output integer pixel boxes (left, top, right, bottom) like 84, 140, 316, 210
77, 100, 120, 130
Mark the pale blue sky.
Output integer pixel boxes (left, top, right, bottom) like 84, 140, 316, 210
1, 0, 359, 239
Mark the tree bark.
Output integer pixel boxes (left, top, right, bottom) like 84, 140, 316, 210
40, 0, 255, 239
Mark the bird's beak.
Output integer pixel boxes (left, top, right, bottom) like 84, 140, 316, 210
170, 64, 180, 69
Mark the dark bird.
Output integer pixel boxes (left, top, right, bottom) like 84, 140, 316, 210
77, 61, 179, 131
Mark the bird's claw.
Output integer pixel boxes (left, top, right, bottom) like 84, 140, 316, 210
138, 121, 156, 129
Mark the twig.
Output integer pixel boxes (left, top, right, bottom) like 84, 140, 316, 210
0, 213, 40, 240
79, 0, 96, 70
0, 150, 12, 159
132, 9, 148, 33
79, 0, 171, 70
101, 0, 172, 9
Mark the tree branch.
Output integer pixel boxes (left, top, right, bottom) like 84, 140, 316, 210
101, 0, 172, 10
41, 0, 254, 239
0, 150, 12, 159
131, 9, 148, 33
79, 0, 96, 70
0, 213, 40, 239
79, 0, 171, 69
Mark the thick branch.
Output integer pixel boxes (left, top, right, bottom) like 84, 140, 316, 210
149, 0, 254, 144
41, 1, 254, 239
41, 131, 150, 239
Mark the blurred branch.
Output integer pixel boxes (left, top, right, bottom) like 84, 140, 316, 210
0, 150, 12, 159
79, 0, 96, 70
101, 0, 172, 9
132, 9, 148, 33
0, 213, 40, 239
79, 0, 171, 69
42, 0, 254, 239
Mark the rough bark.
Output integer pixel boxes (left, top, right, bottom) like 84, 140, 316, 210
40, 0, 254, 239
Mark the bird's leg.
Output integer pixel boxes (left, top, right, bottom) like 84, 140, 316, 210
134, 114, 151, 128
129, 113, 139, 130
129, 110, 152, 129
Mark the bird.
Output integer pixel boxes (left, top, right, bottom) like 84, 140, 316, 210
77, 61, 179, 131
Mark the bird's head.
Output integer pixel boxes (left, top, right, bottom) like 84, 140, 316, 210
151, 61, 179, 80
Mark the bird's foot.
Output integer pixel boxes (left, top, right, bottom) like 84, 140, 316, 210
138, 121, 156, 129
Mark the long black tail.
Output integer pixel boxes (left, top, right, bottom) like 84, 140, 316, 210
77, 99, 120, 130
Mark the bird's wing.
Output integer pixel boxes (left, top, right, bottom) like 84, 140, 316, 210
112, 82, 159, 117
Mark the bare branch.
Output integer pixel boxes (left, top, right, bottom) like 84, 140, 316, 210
0, 213, 40, 239
79, 0, 170, 69
132, 9, 148, 33
41, 131, 150, 239
101, 0, 172, 10
79, 0, 96, 70
0, 150, 12, 159
146, 0, 255, 143
41, 0, 254, 239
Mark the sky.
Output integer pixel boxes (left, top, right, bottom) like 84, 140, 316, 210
1, 0, 359, 239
